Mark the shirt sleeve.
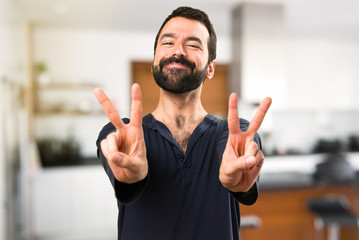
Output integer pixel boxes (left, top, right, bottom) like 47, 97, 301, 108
216, 118, 262, 206
96, 121, 148, 204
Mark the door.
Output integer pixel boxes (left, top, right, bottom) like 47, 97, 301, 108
132, 61, 229, 117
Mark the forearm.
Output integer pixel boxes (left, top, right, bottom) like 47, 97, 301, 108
97, 142, 148, 204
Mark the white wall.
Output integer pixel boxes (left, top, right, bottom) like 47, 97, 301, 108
267, 28, 359, 153
286, 35, 359, 111
268, 9, 359, 153
0, 0, 27, 239
231, 3, 359, 154
232, 4, 287, 106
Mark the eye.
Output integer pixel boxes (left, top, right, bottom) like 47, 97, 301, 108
186, 41, 202, 50
188, 44, 200, 49
162, 41, 174, 46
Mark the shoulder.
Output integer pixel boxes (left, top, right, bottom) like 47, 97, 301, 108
213, 116, 262, 149
97, 122, 115, 143
204, 114, 227, 129
98, 114, 153, 139
205, 114, 250, 129
142, 113, 155, 128
207, 115, 249, 132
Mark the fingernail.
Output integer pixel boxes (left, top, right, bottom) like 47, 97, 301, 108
113, 155, 121, 163
108, 154, 121, 163
246, 156, 256, 166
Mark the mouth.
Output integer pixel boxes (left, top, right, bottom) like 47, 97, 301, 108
164, 62, 189, 69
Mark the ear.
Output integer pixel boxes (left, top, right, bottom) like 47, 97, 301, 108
206, 60, 216, 79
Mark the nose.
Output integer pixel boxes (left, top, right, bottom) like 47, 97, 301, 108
172, 43, 186, 58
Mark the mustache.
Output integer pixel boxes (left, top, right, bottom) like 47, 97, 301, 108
159, 57, 196, 71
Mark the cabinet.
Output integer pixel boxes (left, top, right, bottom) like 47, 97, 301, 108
34, 81, 107, 166
240, 184, 359, 240
34, 166, 117, 239
35, 82, 103, 115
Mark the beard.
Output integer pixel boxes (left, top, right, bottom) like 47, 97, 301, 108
152, 56, 208, 94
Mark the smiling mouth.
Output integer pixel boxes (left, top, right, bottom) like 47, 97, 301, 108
164, 62, 189, 69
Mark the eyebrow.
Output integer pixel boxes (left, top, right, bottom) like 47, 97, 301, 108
160, 33, 203, 47
160, 33, 176, 41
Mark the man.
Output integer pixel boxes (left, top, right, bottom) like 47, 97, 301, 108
95, 6, 272, 240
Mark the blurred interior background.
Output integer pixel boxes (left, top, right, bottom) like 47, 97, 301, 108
1, 0, 359, 239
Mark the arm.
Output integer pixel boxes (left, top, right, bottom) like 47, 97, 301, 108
219, 93, 272, 194
96, 121, 148, 204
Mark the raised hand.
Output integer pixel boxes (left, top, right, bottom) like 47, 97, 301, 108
219, 93, 272, 192
94, 84, 148, 183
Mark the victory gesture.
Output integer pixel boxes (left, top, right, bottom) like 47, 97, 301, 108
219, 93, 272, 193
94, 84, 148, 184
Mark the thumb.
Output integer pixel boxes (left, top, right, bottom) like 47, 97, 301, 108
245, 156, 257, 168
244, 140, 258, 157
230, 155, 255, 173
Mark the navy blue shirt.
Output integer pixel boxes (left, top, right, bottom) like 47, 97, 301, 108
96, 114, 261, 240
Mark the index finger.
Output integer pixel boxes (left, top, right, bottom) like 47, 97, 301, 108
247, 97, 272, 137
129, 83, 143, 127
94, 88, 124, 130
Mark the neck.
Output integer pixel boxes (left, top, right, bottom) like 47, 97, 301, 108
152, 86, 207, 155
152, 86, 207, 124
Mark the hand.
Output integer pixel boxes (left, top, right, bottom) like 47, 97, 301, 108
219, 94, 272, 192
94, 84, 148, 184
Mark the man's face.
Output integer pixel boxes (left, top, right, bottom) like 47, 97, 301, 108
152, 17, 215, 94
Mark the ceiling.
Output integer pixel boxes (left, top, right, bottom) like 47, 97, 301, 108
13, 0, 359, 37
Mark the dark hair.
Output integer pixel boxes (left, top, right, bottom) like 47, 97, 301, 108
154, 6, 217, 63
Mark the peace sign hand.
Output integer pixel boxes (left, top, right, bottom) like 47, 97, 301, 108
94, 84, 148, 184
219, 93, 272, 193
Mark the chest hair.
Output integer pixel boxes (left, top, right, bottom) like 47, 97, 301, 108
167, 115, 199, 155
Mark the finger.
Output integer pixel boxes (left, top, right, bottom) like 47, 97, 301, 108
106, 132, 120, 156
244, 141, 258, 157
231, 155, 254, 172
246, 149, 264, 167
94, 88, 124, 130
130, 83, 143, 127
100, 139, 110, 159
227, 93, 241, 134
109, 152, 137, 172
255, 150, 264, 169
247, 97, 272, 137
233, 147, 262, 171
245, 151, 264, 180
108, 152, 127, 167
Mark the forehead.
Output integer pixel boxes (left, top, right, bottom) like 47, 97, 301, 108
159, 17, 210, 44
